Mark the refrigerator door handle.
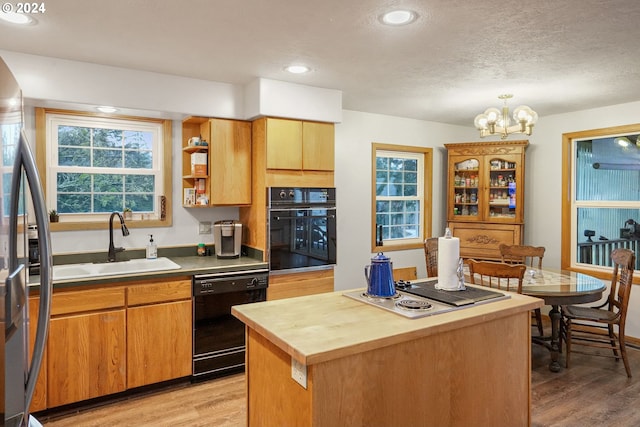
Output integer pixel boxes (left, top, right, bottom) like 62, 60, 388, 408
17, 129, 53, 410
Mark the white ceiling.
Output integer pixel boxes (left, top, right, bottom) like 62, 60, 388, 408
1, 0, 640, 126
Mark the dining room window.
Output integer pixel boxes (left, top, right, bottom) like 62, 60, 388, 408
371, 143, 432, 251
562, 124, 640, 272
36, 108, 173, 229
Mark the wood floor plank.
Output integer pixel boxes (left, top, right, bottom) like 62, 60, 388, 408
38, 344, 640, 427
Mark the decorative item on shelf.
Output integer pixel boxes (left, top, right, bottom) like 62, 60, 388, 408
184, 188, 196, 205
49, 209, 59, 223
195, 178, 206, 194
474, 94, 538, 139
197, 195, 209, 206
159, 195, 166, 220
191, 152, 207, 176
123, 207, 132, 220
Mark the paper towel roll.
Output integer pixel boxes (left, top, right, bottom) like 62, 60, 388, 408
437, 234, 460, 290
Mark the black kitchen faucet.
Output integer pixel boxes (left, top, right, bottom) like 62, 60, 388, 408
108, 211, 130, 262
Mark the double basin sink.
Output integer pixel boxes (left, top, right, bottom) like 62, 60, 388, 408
52, 257, 181, 281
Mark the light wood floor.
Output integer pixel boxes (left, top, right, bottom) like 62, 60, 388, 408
38, 344, 640, 427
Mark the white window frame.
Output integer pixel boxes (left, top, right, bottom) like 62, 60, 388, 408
36, 108, 173, 230
371, 143, 432, 252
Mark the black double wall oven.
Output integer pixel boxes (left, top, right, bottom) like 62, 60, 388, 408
268, 187, 337, 271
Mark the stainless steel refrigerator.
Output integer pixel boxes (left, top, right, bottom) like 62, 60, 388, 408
0, 57, 53, 426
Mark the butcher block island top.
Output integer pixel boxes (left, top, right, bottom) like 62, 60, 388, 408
232, 286, 543, 427
232, 286, 542, 365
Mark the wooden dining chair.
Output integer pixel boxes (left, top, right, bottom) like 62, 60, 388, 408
467, 259, 526, 294
499, 243, 546, 336
423, 237, 438, 277
563, 248, 636, 377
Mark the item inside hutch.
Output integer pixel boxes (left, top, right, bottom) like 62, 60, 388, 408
453, 158, 479, 217
489, 160, 517, 218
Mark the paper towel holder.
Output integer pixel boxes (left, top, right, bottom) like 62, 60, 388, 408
456, 257, 466, 290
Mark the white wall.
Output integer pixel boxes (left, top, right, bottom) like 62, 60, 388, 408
333, 110, 474, 290
2, 50, 243, 120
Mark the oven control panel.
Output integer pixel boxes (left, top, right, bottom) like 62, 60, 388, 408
268, 187, 336, 207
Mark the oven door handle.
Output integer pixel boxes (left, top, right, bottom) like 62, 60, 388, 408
269, 206, 336, 212
270, 206, 336, 221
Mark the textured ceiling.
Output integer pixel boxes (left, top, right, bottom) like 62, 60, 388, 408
1, 0, 639, 126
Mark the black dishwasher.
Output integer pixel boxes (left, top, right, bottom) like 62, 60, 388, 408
192, 268, 268, 380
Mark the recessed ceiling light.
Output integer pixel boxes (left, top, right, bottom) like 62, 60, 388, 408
97, 106, 118, 113
0, 12, 36, 25
284, 65, 311, 74
380, 10, 417, 26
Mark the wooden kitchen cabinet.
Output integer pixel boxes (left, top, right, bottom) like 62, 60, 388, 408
182, 116, 251, 207
267, 268, 334, 301
265, 118, 302, 170
47, 287, 126, 408
264, 117, 334, 171
40, 278, 192, 409
239, 117, 335, 259
445, 140, 528, 260
126, 278, 192, 388
28, 296, 47, 412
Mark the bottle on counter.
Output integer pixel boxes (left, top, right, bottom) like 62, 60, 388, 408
197, 243, 206, 256
146, 235, 157, 259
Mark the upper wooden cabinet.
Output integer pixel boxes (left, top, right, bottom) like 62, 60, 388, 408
182, 117, 251, 207
265, 118, 334, 171
265, 118, 302, 170
239, 117, 335, 258
445, 140, 528, 260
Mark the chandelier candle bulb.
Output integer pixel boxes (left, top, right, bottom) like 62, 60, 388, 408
436, 228, 462, 291
474, 94, 538, 139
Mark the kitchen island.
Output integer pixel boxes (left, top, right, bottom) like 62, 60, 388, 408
232, 287, 543, 427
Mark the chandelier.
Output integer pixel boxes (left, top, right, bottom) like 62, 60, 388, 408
474, 94, 538, 139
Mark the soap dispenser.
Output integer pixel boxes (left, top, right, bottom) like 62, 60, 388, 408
146, 234, 157, 259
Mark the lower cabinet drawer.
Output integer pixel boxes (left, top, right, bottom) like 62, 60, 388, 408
448, 222, 523, 260
268, 268, 334, 301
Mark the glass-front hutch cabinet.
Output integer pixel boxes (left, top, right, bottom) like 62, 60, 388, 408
445, 140, 528, 260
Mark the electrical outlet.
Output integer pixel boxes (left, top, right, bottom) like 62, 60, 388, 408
291, 357, 307, 389
198, 221, 212, 234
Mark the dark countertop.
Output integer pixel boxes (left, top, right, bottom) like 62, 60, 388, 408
28, 255, 268, 290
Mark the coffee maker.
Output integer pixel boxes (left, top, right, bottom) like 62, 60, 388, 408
28, 224, 40, 275
213, 220, 242, 258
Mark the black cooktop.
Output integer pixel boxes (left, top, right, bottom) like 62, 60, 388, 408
397, 279, 506, 307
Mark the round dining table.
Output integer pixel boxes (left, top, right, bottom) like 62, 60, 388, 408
521, 269, 607, 372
